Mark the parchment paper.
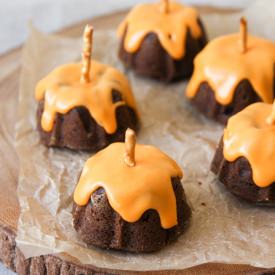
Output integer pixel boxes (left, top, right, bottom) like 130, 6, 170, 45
15, 5, 275, 271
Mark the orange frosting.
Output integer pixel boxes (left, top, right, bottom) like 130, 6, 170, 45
117, 1, 202, 59
73, 142, 183, 229
186, 34, 275, 105
35, 61, 137, 134
223, 102, 275, 187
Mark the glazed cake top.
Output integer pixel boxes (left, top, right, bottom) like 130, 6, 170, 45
118, 1, 203, 59
74, 132, 183, 229
35, 60, 137, 134
186, 33, 275, 105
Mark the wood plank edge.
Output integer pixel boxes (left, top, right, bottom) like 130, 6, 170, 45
0, 224, 114, 274
0, 222, 273, 275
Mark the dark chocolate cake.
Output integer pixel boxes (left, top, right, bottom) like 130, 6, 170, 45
36, 26, 139, 152
211, 102, 275, 205
72, 129, 191, 252
117, 1, 207, 82
72, 177, 191, 252
186, 18, 275, 124
211, 138, 275, 205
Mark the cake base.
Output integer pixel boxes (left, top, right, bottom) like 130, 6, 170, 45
37, 98, 139, 152
189, 80, 261, 125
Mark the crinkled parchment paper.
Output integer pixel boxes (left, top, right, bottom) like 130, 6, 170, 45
15, 5, 275, 271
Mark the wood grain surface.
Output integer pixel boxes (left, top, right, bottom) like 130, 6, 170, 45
0, 7, 273, 275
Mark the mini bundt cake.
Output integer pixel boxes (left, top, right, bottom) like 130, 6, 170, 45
186, 18, 275, 124
35, 25, 139, 151
117, 0, 207, 82
211, 102, 275, 205
73, 129, 191, 252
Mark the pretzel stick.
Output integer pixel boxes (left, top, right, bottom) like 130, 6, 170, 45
240, 17, 247, 54
124, 128, 136, 167
162, 0, 170, 14
80, 25, 93, 83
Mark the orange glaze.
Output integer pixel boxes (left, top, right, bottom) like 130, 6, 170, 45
186, 34, 275, 105
117, 1, 202, 60
35, 61, 137, 134
74, 142, 183, 229
223, 102, 275, 187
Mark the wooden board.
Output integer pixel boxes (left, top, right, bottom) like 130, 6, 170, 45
0, 7, 273, 275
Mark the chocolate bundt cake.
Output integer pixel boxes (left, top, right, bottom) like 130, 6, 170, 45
211, 102, 275, 205
35, 26, 139, 151
117, 1, 207, 82
72, 129, 191, 252
186, 18, 275, 124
